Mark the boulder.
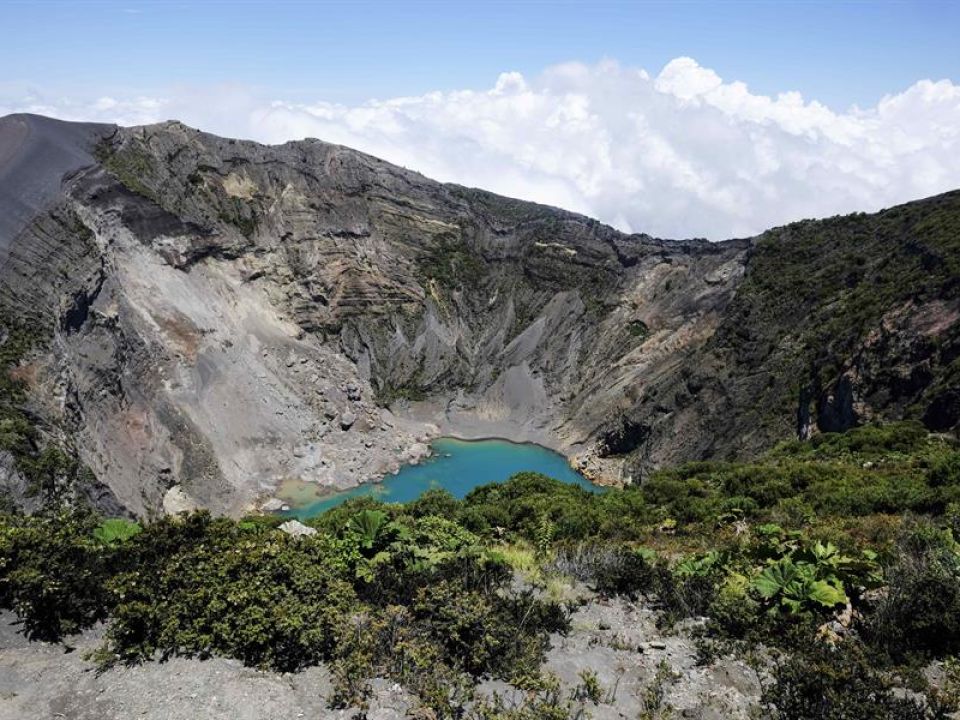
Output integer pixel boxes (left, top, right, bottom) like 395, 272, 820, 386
260, 497, 285, 512
163, 485, 198, 515
405, 442, 431, 464
278, 519, 317, 537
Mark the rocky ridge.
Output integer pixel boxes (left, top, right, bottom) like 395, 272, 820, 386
0, 113, 957, 516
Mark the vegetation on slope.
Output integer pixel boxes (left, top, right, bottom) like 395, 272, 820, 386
96, 133, 260, 238
95, 138, 161, 202
0, 307, 93, 510
714, 191, 960, 436
3, 423, 960, 717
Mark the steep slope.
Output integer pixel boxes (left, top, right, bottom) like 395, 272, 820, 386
0, 113, 957, 516
0, 114, 113, 255
610, 191, 960, 480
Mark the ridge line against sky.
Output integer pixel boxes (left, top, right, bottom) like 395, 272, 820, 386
2, 0, 958, 239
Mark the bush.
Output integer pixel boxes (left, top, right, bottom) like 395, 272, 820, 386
5, 422, 960, 711
759, 639, 954, 719
549, 543, 657, 596
462, 473, 606, 542
706, 572, 759, 636
863, 519, 960, 661
0, 505, 572, 706
927, 451, 960, 487
103, 520, 357, 671
804, 422, 932, 457
405, 488, 460, 518
0, 510, 117, 640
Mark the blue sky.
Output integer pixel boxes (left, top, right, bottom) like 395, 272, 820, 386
2, 1, 959, 239
3, 0, 957, 110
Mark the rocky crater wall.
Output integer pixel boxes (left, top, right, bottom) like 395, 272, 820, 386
1, 114, 957, 517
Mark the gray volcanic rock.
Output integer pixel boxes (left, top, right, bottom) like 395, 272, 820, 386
278, 519, 317, 537
0, 611, 411, 720
0, 114, 957, 516
0, 114, 114, 256
0, 601, 760, 720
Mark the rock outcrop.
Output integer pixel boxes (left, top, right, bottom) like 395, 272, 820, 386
0, 113, 958, 516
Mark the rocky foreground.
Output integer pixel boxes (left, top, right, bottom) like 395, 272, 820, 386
0, 595, 761, 720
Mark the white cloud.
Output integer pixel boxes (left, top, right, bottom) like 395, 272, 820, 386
2, 58, 959, 239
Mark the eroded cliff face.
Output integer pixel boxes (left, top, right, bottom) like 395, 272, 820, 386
1, 114, 957, 516
611, 193, 960, 482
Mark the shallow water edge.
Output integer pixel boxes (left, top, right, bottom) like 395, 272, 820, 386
277, 436, 599, 519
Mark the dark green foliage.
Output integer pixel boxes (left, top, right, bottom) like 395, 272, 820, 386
627, 319, 650, 339
96, 509, 566, 680
927, 451, 960, 487
709, 192, 960, 442
236, 513, 285, 534
103, 515, 356, 671
374, 382, 428, 406
405, 488, 460, 518
863, 519, 960, 662
789, 421, 932, 458
0, 506, 568, 710
550, 543, 658, 596
0, 510, 116, 640
460, 472, 651, 542
416, 233, 485, 292
547, 543, 719, 626
19, 446, 95, 506
639, 423, 959, 523
759, 640, 952, 720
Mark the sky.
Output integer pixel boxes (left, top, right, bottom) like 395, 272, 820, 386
2, 0, 959, 239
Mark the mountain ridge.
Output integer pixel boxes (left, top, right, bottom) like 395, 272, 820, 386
0, 113, 957, 517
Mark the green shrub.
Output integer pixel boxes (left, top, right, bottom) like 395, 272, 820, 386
103, 521, 357, 671
77, 508, 568, 699
406, 488, 460, 518
927, 452, 960, 487
549, 543, 657, 596
804, 422, 932, 457
759, 639, 954, 719
864, 519, 960, 662
461, 473, 612, 542
706, 572, 759, 636
627, 320, 650, 339
5, 422, 960, 709
0, 511, 116, 640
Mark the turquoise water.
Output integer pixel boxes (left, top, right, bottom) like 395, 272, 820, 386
280, 437, 599, 519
